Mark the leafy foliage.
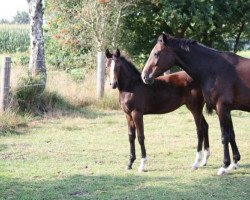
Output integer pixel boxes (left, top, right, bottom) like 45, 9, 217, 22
12, 11, 29, 24
44, 0, 250, 70
44, 0, 135, 71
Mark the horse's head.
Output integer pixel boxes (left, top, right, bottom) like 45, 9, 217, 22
141, 33, 176, 84
105, 49, 121, 89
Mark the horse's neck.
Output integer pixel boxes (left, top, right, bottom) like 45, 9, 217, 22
174, 45, 215, 82
117, 67, 141, 92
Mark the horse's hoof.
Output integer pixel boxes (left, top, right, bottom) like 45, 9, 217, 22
217, 167, 227, 176
227, 163, 239, 171
126, 166, 132, 170
200, 161, 207, 166
192, 165, 198, 170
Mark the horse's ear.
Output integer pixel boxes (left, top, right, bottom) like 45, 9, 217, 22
116, 49, 120, 57
162, 32, 168, 44
105, 49, 112, 58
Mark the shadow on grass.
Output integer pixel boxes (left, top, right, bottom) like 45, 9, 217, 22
0, 172, 249, 200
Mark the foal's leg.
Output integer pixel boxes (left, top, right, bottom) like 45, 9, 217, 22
216, 106, 240, 175
126, 114, 136, 170
187, 102, 209, 170
132, 111, 147, 172
190, 112, 204, 170
200, 116, 210, 167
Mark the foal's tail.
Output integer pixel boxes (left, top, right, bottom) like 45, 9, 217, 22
205, 104, 213, 115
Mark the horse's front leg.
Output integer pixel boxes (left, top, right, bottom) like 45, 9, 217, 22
132, 111, 147, 172
216, 105, 240, 175
126, 114, 136, 170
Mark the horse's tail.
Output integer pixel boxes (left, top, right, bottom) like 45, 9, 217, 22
205, 104, 213, 115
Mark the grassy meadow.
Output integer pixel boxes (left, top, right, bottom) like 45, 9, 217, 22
0, 106, 249, 199
0, 24, 249, 199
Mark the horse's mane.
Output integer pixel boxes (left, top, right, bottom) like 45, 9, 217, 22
118, 56, 141, 78
161, 34, 220, 53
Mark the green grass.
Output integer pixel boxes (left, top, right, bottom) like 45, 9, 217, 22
237, 50, 250, 58
0, 107, 249, 199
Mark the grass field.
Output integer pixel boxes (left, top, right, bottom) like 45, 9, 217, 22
0, 50, 249, 199
0, 106, 249, 200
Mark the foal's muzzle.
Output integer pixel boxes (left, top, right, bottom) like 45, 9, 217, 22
110, 82, 118, 89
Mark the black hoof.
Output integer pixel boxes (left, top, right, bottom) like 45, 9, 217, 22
126, 166, 132, 170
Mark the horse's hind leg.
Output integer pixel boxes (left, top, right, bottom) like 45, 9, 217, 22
132, 111, 147, 172
191, 113, 204, 170
186, 103, 208, 170
228, 129, 240, 170
200, 116, 210, 167
126, 114, 136, 170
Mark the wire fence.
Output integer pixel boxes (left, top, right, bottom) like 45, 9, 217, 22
0, 53, 107, 112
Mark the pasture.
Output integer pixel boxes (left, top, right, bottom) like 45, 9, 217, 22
0, 106, 249, 199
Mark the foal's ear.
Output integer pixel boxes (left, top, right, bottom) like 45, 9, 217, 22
115, 49, 120, 58
105, 49, 112, 58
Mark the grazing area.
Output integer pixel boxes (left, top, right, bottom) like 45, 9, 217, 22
0, 107, 249, 199
0, 0, 249, 198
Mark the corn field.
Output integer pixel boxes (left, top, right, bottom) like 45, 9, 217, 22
0, 24, 29, 53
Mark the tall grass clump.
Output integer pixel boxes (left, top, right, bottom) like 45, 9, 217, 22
0, 110, 28, 135
0, 24, 29, 53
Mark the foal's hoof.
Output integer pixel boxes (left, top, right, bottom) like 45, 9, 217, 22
138, 168, 147, 172
227, 163, 239, 171
200, 161, 207, 167
217, 167, 227, 176
192, 165, 198, 170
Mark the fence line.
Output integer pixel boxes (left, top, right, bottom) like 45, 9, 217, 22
0, 54, 106, 111
0, 57, 11, 112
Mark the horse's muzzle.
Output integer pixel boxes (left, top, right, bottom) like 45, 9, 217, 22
142, 75, 154, 85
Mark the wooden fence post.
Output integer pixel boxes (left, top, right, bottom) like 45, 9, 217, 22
0, 57, 11, 112
97, 51, 105, 99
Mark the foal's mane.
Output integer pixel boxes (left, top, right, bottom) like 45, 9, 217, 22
118, 56, 141, 78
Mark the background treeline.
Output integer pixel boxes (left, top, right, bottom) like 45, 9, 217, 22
0, 0, 249, 71
45, 0, 250, 70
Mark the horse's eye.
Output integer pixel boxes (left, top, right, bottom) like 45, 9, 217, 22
154, 52, 158, 56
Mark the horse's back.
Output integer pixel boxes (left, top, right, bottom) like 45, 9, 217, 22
156, 71, 194, 87
156, 71, 204, 110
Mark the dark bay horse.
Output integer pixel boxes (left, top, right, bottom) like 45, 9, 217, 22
106, 49, 210, 172
141, 33, 250, 175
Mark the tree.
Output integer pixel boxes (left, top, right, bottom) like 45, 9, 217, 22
120, 0, 250, 59
13, 11, 29, 24
0, 19, 10, 24
27, 0, 46, 96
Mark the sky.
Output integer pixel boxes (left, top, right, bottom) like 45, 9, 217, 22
0, 0, 28, 21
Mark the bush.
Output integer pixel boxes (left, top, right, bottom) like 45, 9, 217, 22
15, 76, 46, 114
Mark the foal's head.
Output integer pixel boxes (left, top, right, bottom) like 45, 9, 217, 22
105, 49, 121, 89
141, 33, 176, 84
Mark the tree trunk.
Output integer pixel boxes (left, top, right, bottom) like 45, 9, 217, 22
27, 0, 47, 77
233, 21, 246, 53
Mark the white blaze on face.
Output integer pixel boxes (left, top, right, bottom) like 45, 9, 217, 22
142, 47, 155, 80
110, 60, 116, 85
